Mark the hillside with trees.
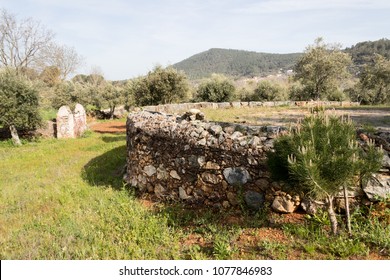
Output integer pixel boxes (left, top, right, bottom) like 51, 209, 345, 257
345, 38, 390, 67
173, 48, 302, 79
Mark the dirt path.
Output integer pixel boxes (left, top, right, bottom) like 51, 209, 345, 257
89, 120, 126, 133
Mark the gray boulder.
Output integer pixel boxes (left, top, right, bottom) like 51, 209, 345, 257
362, 173, 390, 201
223, 167, 251, 186
244, 191, 265, 210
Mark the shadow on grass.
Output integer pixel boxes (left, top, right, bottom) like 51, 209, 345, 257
82, 145, 127, 190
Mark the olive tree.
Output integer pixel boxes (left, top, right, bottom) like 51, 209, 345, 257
132, 66, 190, 106
0, 69, 41, 145
268, 112, 382, 235
294, 38, 352, 100
350, 54, 390, 105
252, 80, 286, 101
99, 83, 125, 119
196, 74, 235, 102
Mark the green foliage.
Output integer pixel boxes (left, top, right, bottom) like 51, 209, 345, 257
345, 38, 390, 70
51, 81, 87, 109
283, 205, 390, 258
294, 38, 352, 100
39, 66, 61, 86
0, 130, 388, 259
251, 80, 287, 101
0, 69, 42, 130
269, 112, 382, 199
173, 48, 302, 79
100, 83, 124, 117
130, 66, 190, 106
196, 74, 235, 102
213, 234, 234, 260
350, 54, 390, 105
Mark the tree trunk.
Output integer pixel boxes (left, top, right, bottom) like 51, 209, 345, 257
9, 125, 22, 146
343, 186, 352, 235
326, 195, 338, 235
109, 105, 115, 120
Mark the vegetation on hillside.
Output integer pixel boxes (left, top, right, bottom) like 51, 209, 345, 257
173, 48, 302, 79
345, 38, 390, 70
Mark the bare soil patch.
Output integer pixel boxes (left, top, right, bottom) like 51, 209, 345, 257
90, 120, 126, 133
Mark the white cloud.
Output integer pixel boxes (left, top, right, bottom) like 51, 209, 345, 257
235, 0, 390, 14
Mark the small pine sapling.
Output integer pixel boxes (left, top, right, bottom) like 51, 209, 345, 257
268, 112, 382, 235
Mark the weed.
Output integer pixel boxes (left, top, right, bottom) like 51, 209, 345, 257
213, 234, 234, 260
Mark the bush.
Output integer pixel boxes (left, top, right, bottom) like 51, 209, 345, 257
131, 66, 190, 106
0, 69, 42, 144
251, 80, 286, 101
0, 70, 41, 130
51, 81, 88, 110
196, 74, 235, 102
268, 112, 382, 234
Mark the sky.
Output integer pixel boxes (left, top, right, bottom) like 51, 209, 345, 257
1, 0, 390, 80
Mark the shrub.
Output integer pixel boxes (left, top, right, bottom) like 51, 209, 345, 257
196, 74, 235, 102
131, 66, 190, 106
268, 112, 382, 234
0, 69, 42, 145
251, 80, 286, 101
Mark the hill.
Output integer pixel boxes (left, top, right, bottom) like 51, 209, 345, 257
172, 39, 390, 80
172, 48, 302, 79
344, 38, 390, 66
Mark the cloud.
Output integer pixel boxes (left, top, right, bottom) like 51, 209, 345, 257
235, 0, 390, 14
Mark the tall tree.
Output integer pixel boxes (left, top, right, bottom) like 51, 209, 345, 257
39, 43, 84, 80
0, 9, 54, 72
352, 54, 390, 104
0, 9, 82, 79
294, 38, 352, 100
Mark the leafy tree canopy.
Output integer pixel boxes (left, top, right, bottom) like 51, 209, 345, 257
130, 66, 189, 106
0, 68, 42, 144
293, 38, 352, 100
195, 74, 235, 102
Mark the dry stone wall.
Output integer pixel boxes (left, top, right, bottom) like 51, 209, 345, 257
125, 108, 390, 213
140, 100, 359, 114
125, 109, 287, 210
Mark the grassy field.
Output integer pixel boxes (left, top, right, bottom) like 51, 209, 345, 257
201, 106, 390, 129
0, 124, 389, 260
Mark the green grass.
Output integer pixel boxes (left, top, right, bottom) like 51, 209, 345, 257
0, 130, 389, 260
0, 133, 180, 259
